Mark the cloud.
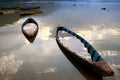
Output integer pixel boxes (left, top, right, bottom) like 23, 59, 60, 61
38, 67, 57, 74
0, 54, 23, 75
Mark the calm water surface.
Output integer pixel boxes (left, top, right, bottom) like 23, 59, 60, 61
0, 2, 120, 80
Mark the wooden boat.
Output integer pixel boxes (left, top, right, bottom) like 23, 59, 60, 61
21, 17, 39, 43
56, 26, 114, 77
20, 9, 42, 16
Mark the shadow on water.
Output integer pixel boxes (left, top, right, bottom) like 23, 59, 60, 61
0, 13, 20, 27
0, 2, 61, 26
56, 39, 103, 80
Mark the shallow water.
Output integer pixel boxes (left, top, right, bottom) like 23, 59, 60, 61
23, 23, 37, 33
0, 1, 120, 80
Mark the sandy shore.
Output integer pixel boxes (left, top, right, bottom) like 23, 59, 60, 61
0, 8, 42, 15
0, 8, 20, 15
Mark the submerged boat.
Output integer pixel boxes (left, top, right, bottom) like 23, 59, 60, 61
56, 26, 114, 77
21, 18, 39, 43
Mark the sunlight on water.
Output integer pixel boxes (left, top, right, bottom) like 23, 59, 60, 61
39, 26, 52, 40
76, 25, 120, 44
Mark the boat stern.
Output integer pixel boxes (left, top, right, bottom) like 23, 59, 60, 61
92, 61, 114, 76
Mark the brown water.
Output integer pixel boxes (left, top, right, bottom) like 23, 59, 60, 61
0, 2, 120, 80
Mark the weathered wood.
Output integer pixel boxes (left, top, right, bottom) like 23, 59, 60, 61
56, 26, 114, 77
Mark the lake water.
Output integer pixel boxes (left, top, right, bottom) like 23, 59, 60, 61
0, 1, 120, 80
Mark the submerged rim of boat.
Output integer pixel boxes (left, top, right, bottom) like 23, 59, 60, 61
21, 17, 39, 43
55, 26, 114, 77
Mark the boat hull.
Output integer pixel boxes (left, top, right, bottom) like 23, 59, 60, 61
56, 40, 103, 80
22, 18, 39, 43
56, 26, 114, 77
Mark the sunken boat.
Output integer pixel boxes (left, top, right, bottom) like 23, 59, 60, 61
56, 26, 114, 77
21, 17, 39, 43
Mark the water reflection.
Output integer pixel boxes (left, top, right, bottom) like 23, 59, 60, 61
39, 27, 52, 40
38, 67, 57, 74
0, 54, 23, 80
0, 1, 120, 80
75, 25, 120, 43
23, 23, 37, 33
0, 13, 20, 27
100, 51, 120, 57
99, 50, 120, 80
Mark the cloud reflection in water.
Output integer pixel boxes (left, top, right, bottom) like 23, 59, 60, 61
0, 54, 23, 79
76, 25, 120, 43
38, 67, 57, 74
